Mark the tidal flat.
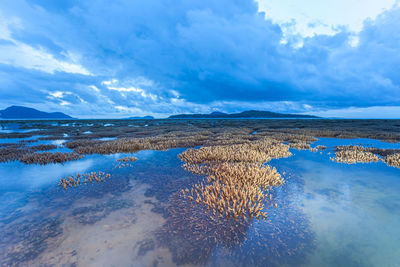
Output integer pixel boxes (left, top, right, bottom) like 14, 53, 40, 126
0, 119, 399, 266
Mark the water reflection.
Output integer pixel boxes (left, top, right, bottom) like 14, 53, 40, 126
0, 139, 398, 266
281, 138, 400, 266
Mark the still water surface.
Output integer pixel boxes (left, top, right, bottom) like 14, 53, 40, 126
0, 138, 399, 266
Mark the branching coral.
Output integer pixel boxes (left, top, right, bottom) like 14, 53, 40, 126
386, 153, 400, 168
179, 138, 289, 221
179, 139, 291, 164
114, 156, 138, 168
330, 145, 400, 167
59, 171, 111, 191
20, 152, 84, 165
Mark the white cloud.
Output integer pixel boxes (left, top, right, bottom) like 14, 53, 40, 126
257, 0, 397, 37
59, 100, 71, 106
48, 91, 64, 98
115, 105, 143, 113
0, 0, 399, 118
0, 42, 91, 75
102, 79, 158, 100
89, 85, 100, 92
0, 12, 90, 75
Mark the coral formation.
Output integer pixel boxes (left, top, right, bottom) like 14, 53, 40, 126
59, 171, 111, 191
331, 146, 381, 164
179, 139, 292, 164
3, 119, 397, 165
156, 170, 316, 266
310, 145, 327, 152
178, 139, 291, 220
20, 152, 84, 165
114, 156, 138, 168
156, 191, 250, 265
386, 153, 400, 167
0, 142, 82, 165
30, 144, 57, 151
330, 145, 400, 167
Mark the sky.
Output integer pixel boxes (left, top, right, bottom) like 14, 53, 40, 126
0, 0, 399, 118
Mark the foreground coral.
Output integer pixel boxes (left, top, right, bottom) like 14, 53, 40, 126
179, 139, 289, 221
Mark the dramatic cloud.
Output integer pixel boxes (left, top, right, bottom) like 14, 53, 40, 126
0, 0, 399, 118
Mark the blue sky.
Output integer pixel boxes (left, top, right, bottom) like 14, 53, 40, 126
0, 0, 399, 118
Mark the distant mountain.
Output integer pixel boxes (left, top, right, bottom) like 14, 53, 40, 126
209, 111, 227, 116
126, 116, 154, 119
168, 110, 318, 119
0, 106, 73, 119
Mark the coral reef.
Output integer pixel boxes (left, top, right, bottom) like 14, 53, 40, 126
2, 119, 397, 165
59, 171, 111, 191
30, 144, 57, 151
0, 143, 30, 163
156, 192, 250, 265
331, 145, 400, 167
386, 153, 400, 167
0, 217, 63, 266
20, 152, 84, 165
179, 139, 292, 164
0, 142, 82, 165
157, 170, 316, 266
114, 156, 138, 168
331, 146, 381, 164
310, 145, 327, 152
2, 119, 399, 143
178, 139, 290, 221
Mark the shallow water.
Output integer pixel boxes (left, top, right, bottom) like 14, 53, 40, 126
0, 138, 399, 266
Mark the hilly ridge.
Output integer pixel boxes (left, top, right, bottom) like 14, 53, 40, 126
169, 110, 318, 119
0, 106, 73, 119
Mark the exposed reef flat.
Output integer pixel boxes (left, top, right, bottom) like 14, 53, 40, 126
0, 118, 399, 266
168, 110, 318, 119
1, 119, 398, 166
331, 145, 400, 167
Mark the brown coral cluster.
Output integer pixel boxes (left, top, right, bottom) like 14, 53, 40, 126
289, 142, 311, 150
20, 152, 84, 165
157, 191, 250, 266
331, 148, 380, 164
183, 162, 284, 189
66, 132, 213, 155
0, 143, 81, 165
30, 144, 57, 151
179, 139, 289, 221
310, 145, 327, 152
331, 145, 381, 164
0, 143, 30, 163
114, 156, 138, 168
386, 153, 400, 167
330, 145, 400, 168
59, 171, 111, 191
179, 139, 292, 164
182, 179, 270, 220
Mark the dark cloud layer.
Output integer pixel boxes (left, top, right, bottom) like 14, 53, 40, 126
0, 0, 399, 117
